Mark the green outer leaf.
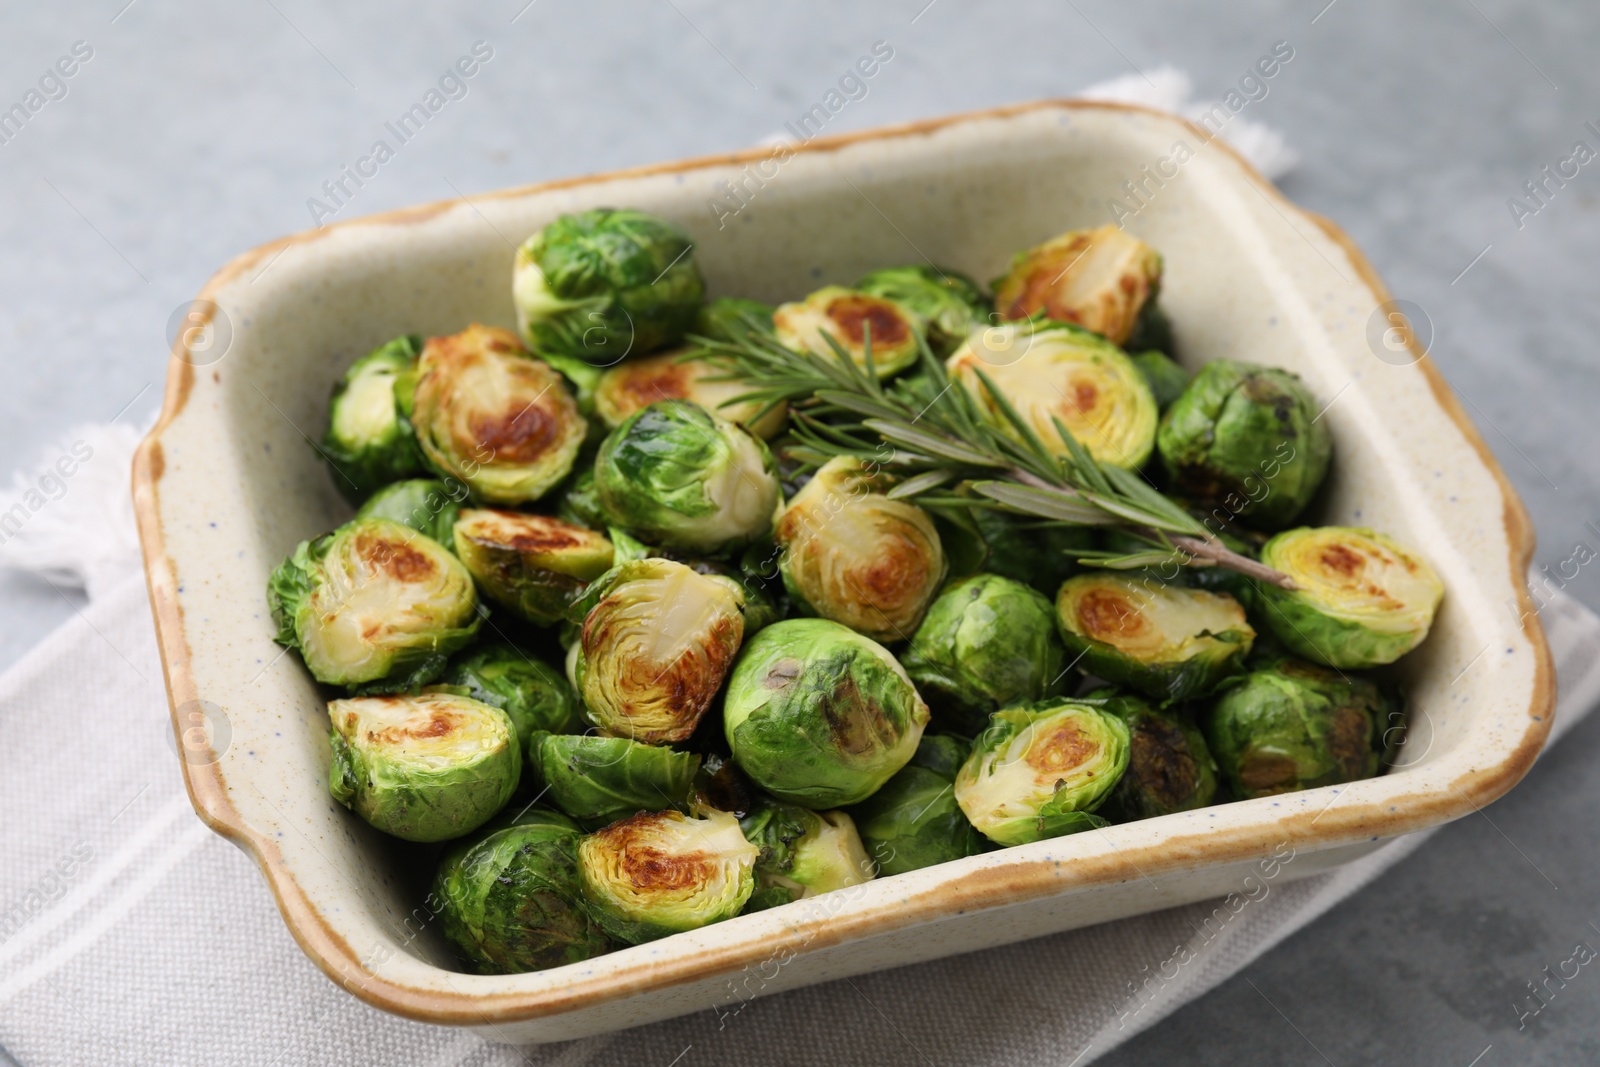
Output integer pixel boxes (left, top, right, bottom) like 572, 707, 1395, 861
529, 732, 701, 829
355, 477, 467, 546
849, 742, 986, 876
443, 644, 583, 746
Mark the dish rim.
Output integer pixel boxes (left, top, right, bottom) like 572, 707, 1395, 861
131, 97, 1555, 1025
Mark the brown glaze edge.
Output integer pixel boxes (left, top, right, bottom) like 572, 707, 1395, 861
129, 98, 1555, 1026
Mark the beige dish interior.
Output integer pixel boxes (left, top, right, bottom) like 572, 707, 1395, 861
133, 100, 1552, 1042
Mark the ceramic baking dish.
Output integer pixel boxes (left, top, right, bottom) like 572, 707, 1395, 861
132, 100, 1553, 1042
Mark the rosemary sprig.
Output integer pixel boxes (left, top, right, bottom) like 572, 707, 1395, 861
691, 318, 1296, 589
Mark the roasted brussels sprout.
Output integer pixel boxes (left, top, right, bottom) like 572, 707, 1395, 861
452, 508, 614, 626
774, 456, 946, 643
528, 731, 701, 828
1125, 301, 1175, 355
320, 335, 425, 500
991, 225, 1162, 346
1254, 526, 1443, 668
901, 574, 1065, 735
513, 208, 704, 364
594, 399, 781, 555
855, 265, 990, 355
851, 734, 986, 876
594, 349, 787, 440
268, 518, 480, 689
434, 807, 612, 973
971, 507, 1095, 595
442, 643, 582, 744
409, 324, 586, 505
354, 477, 467, 546
947, 320, 1158, 469
1097, 692, 1219, 820
1130, 350, 1190, 410
326, 692, 520, 842
1157, 359, 1332, 529
1205, 658, 1388, 798
772, 286, 923, 378
554, 467, 607, 529
724, 618, 929, 807
576, 809, 758, 943
953, 700, 1130, 846
1055, 572, 1254, 702
740, 800, 874, 910
569, 557, 746, 743
695, 297, 775, 345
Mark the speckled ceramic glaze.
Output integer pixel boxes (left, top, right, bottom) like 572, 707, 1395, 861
132, 101, 1553, 1042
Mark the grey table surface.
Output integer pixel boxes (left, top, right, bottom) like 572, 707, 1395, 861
2, 1, 1597, 1063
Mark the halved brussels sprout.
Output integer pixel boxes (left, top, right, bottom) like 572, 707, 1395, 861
409, 324, 587, 505
953, 700, 1130, 846
971, 506, 1096, 595
1255, 527, 1443, 668
947, 320, 1158, 469
529, 731, 701, 828
594, 399, 781, 555
1157, 359, 1332, 529
991, 225, 1162, 346
740, 800, 874, 911
774, 456, 947, 643
513, 208, 704, 364
354, 477, 467, 547
695, 297, 776, 345
434, 807, 613, 973
1205, 658, 1388, 798
772, 286, 923, 378
452, 508, 614, 626
851, 734, 986, 876
901, 574, 1065, 735
320, 335, 425, 501
326, 692, 520, 842
1130, 350, 1190, 410
594, 349, 787, 440
268, 518, 480, 689
569, 558, 746, 743
1055, 572, 1254, 702
1096, 692, 1219, 820
855, 265, 991, 355
442, 643, 582, 745
576, 809, 757, 943
723, 618, 929, 807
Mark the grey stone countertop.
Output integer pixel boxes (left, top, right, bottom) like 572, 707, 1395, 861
1, 1, 1596, 1062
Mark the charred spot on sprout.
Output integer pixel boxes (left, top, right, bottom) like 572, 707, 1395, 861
772, 286, 923, 378
452, 509, 613, 626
